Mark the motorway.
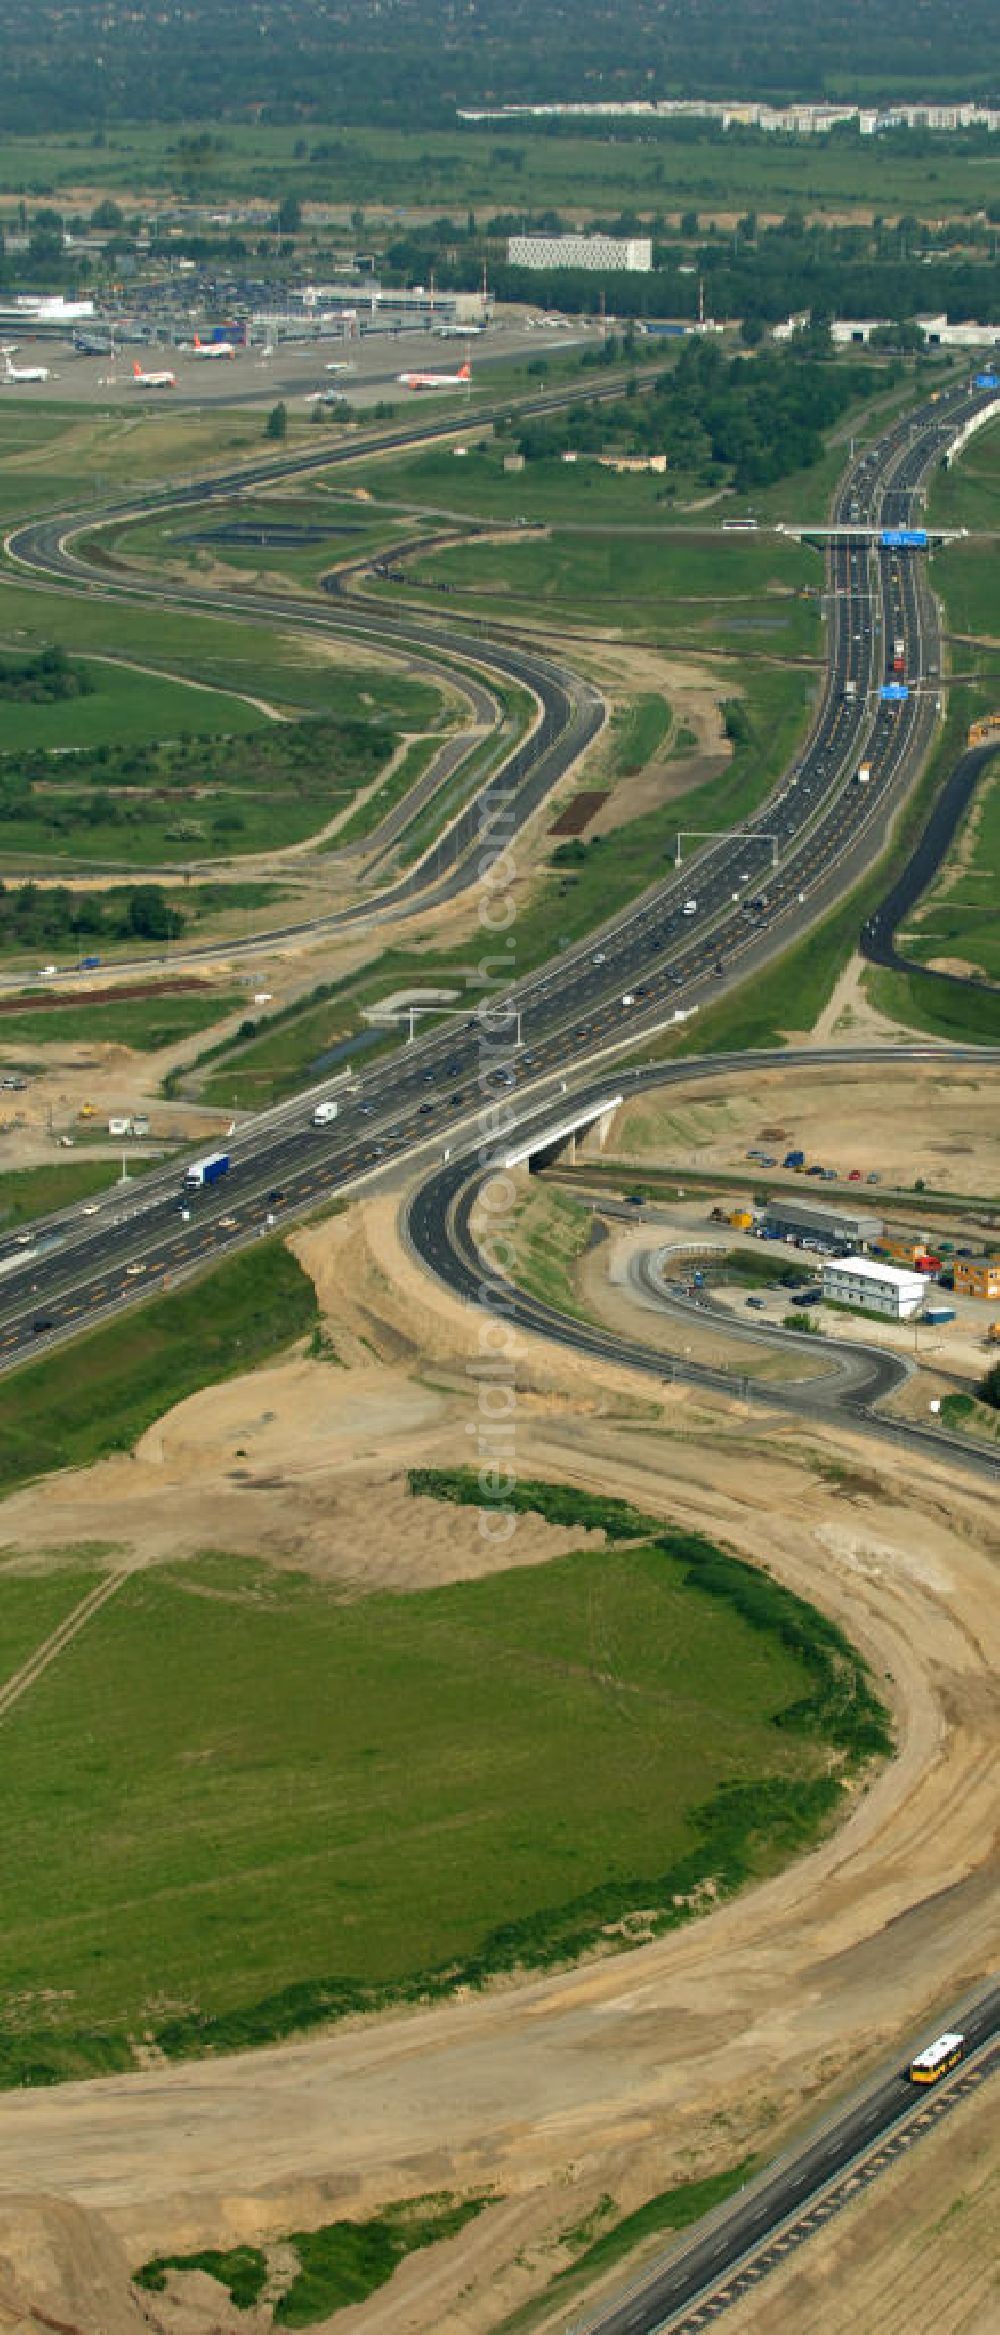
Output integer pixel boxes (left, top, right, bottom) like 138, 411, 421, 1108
2, 374, 999, 2325
404, 1048, 1000, 1483
4, 373, 992, 960
1, 375, 999, 1440
568, 1993, 1000, 2335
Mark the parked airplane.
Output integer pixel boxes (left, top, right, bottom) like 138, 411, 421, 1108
434, 322, 484, 338
191, 334, 236, 360
131, 359, 177, 388
2, 355, 51, 382
397, 360, 471, 391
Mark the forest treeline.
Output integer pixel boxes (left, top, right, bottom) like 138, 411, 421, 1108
0, 0, 996, 131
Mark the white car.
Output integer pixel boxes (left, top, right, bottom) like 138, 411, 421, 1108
682, 899, 698, 915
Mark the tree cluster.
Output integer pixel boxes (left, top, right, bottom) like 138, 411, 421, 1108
0, 647, 94, 705
0, 879, 183, 949
509, 338, 877, 492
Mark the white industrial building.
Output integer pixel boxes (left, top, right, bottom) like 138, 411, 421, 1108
507, 233, 653, 273
831, 313, 1000, 352
822, 1255, 927, 1320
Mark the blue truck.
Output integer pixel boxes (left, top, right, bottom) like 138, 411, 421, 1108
783, 1149, 805, 1169
184, 1150, 230, 1189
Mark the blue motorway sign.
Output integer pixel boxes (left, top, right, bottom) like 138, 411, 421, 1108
974, 372, 999, 389
880, 528, 928, 549
880, 683, 910, 702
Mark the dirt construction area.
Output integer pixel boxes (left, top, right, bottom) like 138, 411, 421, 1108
0, 1127, 995, 2333
605, 1056, 1000, 1197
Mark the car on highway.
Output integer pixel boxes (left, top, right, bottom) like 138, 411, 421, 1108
267, 1188, 286, 1205
125, 1262, 146, 1277
219, 1214, 238, 1230
682, 900, 698, 915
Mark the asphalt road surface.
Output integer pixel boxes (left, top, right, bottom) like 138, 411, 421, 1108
3, 377, 999, 1472
568, 1991, 1000, 2335
403, 1047, 1000, 1484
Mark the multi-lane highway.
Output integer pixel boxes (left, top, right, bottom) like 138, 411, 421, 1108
2, 374, 998, 1419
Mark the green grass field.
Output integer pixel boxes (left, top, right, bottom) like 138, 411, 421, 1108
0, 117, 997, 219
0, 987, 241, 1050
0, 1240, 317, 1503
406, 529, 820, 619
0, 399, 276, 527
0, 1467, 884, 2086
0, 574, 449, 724
104, 490, 419, 593
0, 578, 449, 867
0, 657, 267, 757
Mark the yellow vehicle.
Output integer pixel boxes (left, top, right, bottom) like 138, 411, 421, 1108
967, 712, 1000, 747
78, 1102, 96, 1119
907, 2032, 965, 2085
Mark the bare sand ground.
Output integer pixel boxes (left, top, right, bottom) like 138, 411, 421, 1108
0, 1182, 995, 2331
606, 1057, 1000, 1201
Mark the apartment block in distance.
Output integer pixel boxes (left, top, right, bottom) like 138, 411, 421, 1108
507, 232, 653, 272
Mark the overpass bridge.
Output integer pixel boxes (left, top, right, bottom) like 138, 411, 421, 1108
776, 523, 967, 547
502, 1093, 623, 1173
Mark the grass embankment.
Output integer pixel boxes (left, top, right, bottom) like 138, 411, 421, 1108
940, 1391, 1000, 1443
0, 1474, 887, 2087
892, 752, 1000, 987
136, 2194, 491, 2323
507, 1183, 596, 1316
609, 692, 673, 773
0, 1157, 160, 1225
497, 2157, 757, 2335
0, 988, 242, 1050
0, 1240, 316, 1500
328, 733, 439, 848
862, 962, 1000, 1043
